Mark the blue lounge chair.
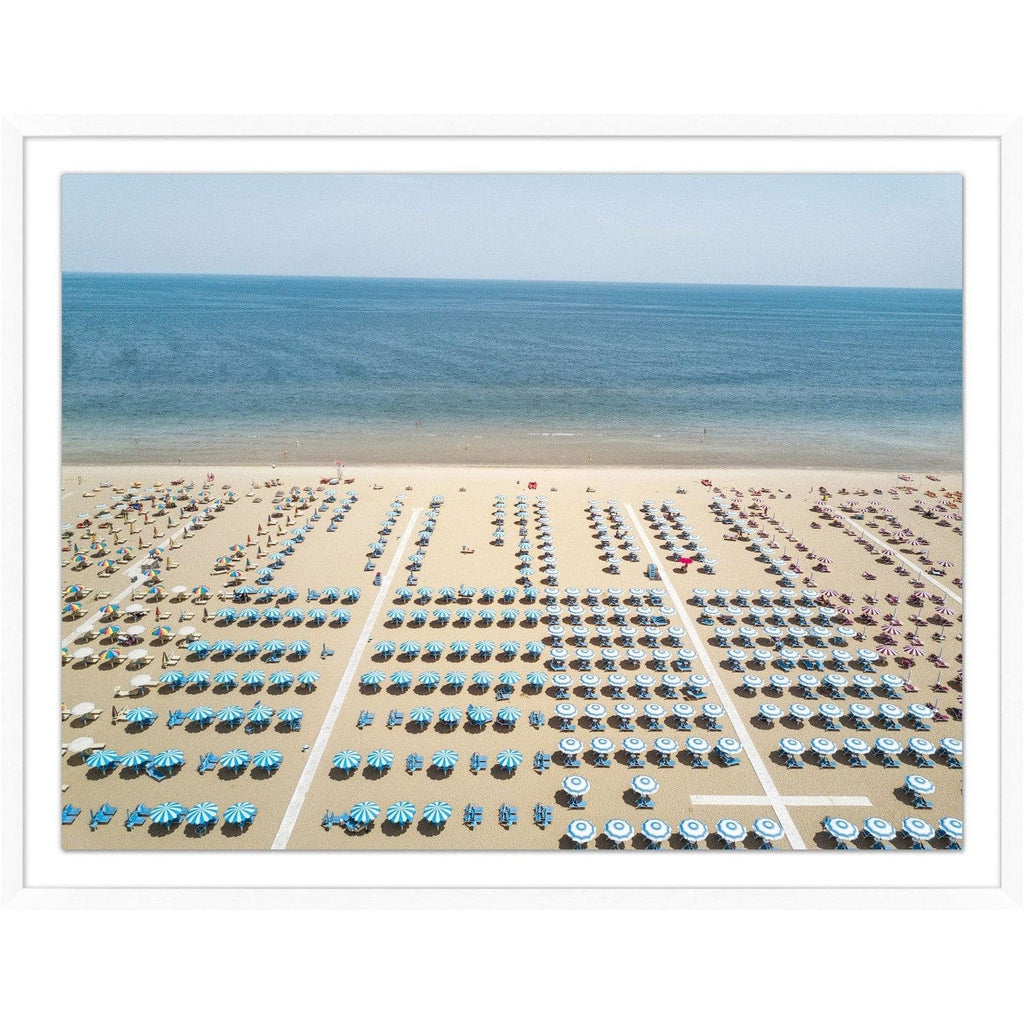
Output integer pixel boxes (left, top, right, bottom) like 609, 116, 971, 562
529, 711, 546, 728
322, 810, 345, 830
61, 804, 81, 825
89, 803, 117, 830
717, 749, 740, 767
470, 753, 488, 774
145, 763, 169, 781
198, 752, 219, 774
167, 709, 185, 728
817, 753, 837, 769
533, 751, 551, 773
498, 804, 518, 827
690, 752, 709, 769
533, 804, 553, 828
495, 684, 513, 701
357, 710, 374, 728
387, 709, 404, 729
405, 753, 423, 773
463, 804, 483, 829
124, 803, 151, 830
880, 752, 901, 768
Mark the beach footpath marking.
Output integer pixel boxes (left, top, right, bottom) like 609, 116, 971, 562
836, 514, 962, 605
625, 504, 807, 850
691, 794, 872, 807
271, 507, 422, 850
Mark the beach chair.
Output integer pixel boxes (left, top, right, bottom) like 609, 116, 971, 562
321, 810, 344, 830
498, 804, 518, 827
463, 804, 483, 829
167, 709, 185, 728
880, 751, 901, 769
61, 804, 81, 825
817, 752, 837, 769
470, 753, 488, 774
145, 762, 169, 781
321, 644, 335, 658
124, 803, 151, 830
405, 753, 423, 773
533, 804, 553, 828
717, 749, 740, 767
198, 752, 219, 774
387, 709, 404, 729
357, 710, 375, 728
533, 752, 551, 773
528, 711, 547, 730
912, 750, 935, 769
495, 684, 513, 701
89, 803, 117, 830
690, 752, 709, 769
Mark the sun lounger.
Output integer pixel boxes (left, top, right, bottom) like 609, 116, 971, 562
533, 804, 553, 828
322, 810, 345, 830
89, 803, 117, 830
198, 752, 219, 774
61, 804, 81, 825
167, 709, 185, 728
717, 750, 740, 767
880, 752, 901, 768
405, 753, 423, 773
533, 752, 551, 773
528, 711, 546, 728
463, 804, 483, 829
387, 709, 404, 729
125, 804, 151, 830
498, 804, 518, 827
357, 710, 374, 728
470, 753, 488, 774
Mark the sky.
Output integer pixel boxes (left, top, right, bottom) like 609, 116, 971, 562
62, 173, 963, 288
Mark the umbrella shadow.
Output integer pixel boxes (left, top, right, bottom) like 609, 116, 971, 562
147, 820, 182, 837
183, 720, 212, 734
415, 820, 448, 837
250, 766, 279, 781
425, 765, 451, 781
380, 820, 410, 838
216, 766, 246, 782
328, 767, 357, 782
220, 821, 253, 838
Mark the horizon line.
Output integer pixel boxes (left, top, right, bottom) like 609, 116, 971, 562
61, 270, 963, 291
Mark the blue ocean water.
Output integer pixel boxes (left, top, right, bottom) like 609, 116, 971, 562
62, 274, 962, 467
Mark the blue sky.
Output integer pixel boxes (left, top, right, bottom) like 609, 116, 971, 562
62, 173, 962, 287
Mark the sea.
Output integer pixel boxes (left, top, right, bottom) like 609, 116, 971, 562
62, 274, 963, 468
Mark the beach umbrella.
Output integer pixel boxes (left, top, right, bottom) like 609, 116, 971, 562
438, 707, 463, 725
424, 642, 446, 658
269, 671, 295, 688
685, 736, 711, 757
366, 748, 395, 772
224, 802, 258, 826
422, 801, 453, 827
559, 737, 584, 757
526, 671, 549, 689
631, 774, 659, 797
431, 749, 459, 771
496, 706, 522, 726
443, 671, 467, 689
213, 670, 239, 687
475, 641, 495, 656
240, 667, 267, 688
679, 818, 709, 844
296, 671, 320, 689
215, 705, 245, 725
149, 801, 186, 826
450, 640, 470, 657
262, 640, 286, 657
219, 748, 251, 772
185, 705, 214, 724
246, 703, 275, 724
591, 736, 615, 755
277, 706, 303, 724
940, 737, 963, 758
495, 748, 524, 773
604, 819, 635, 845
349, 801, 381, 826
653, 736, 679, 755
185, 802, 219, 828
85, 748, 120, 770
875, 736, 903, 756
752, 818, 785, 844
386, 801, 417, 826
360, 671, 386, 688
902, 816, 936, 843
122, 706, 157, 725
566, 819, 597, 845
562, 774, 591, 797
843, 737, 871, 757
409, 706, 433, 727
938, 817, 963, 843
716, 818, 747, 845
863, 817, 897, 844
374, 641, 396, 657
641, 818, 672, 845
331, 609, 351, 624
333, 750, 361, 772
466, 704, 493, 725
824, 817, 859, 844
905, 774, 935, 795
471, 671, 494, 689
251, 749, 282, 771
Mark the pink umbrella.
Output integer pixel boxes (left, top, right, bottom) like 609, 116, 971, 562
861, 607, 879, 620
880, 625, 903, 637
876, 644, 898, 657
904, 642, 926, 657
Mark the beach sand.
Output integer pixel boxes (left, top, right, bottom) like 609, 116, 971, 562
59, 464, 963, 851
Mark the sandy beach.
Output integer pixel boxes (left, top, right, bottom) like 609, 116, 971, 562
59, 463, 963, 851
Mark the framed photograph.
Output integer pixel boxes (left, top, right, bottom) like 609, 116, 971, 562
2, 116, 1019, 908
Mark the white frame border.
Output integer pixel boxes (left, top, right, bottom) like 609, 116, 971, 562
2, 115, 1020, 910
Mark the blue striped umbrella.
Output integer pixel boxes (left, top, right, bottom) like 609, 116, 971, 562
604, 819, 635, 844
331, 609, 350, 624
450, 641, 470, 658
631, 775, 659, 796
824, 817, 859, 842
424, 642, 446, 657
185, 802, 219, 827
374, 641, 396, 656
262, 640, 286, 656
409, 706, 433, 725
219, 749, 250, 771
422, 800, 453, 826
149, 801, 186, 826
251, 749, 282, 770
287, 640, 311, 656
360, 671, 386, 687
438, 707, 463, 725
905, 774, 935, 795
680, 818, 708, 843
685, 737, 711, 755
240, 670, 266, 688
844, 737, 871, 756
390, 671, 413, 687
307, 608, 327, 624
278, 706, 303, 723
159, 671, 185, 686
566, 819, 596, 844
716, 818, 747, 843
466, 704, 493, 724
810, 737, 837, 756
433, 609, 452, 623
431, 749, 459, 771
246, 703, 275, 723
321, 587, 341, 602
940, 737, 963, 757
400, 641, 422, 657
342, 588, 361, 602
185, 706, 214, 723
123, 706, 157, 724
216, 607, 238, 622
621, 737, 647, 755
236, 640, 262, 656
863, 817, 897, 842
455, 609, 475, 623
211, 640, 236, 655
475, 641, 494, 655
498, 671, 521, 686
438, 587, 456, 601
349, 801, 381, 825
333, 750, 361, 772
753, 818, 785, 842
526, 671, 548, 688
444, 671, 466, 688
277, 587, 299, 601
297, 671, 320, 687
496, 706, 522, 725
496, 749, 524, 772
558, 738, 584, 757
262, 608, 283, 623
418, 671, 441, 688
151, 749, 185, 768
409, 610, 429, 624
269, 671, 294, 688
366, 749, 394, 771
185, 671, 211, 687
908, 737, 936, 755
478, 610, 496, 624
214, 671, 238, 687
938, 817, 963, 841
562, 774, 590, 795
386, 801, 417, 826
500, 641, 521, 656
875, 736, 903, 755
85, 748, 120, 770
641, 818, 672, 844
471, 672, 493, 688
223, 802, 257, 825
387, 609, 405, 623
119, 748, 151, 769
524, 614, 542, 628
188, 640, 212, 657
216, 705, 245, 723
